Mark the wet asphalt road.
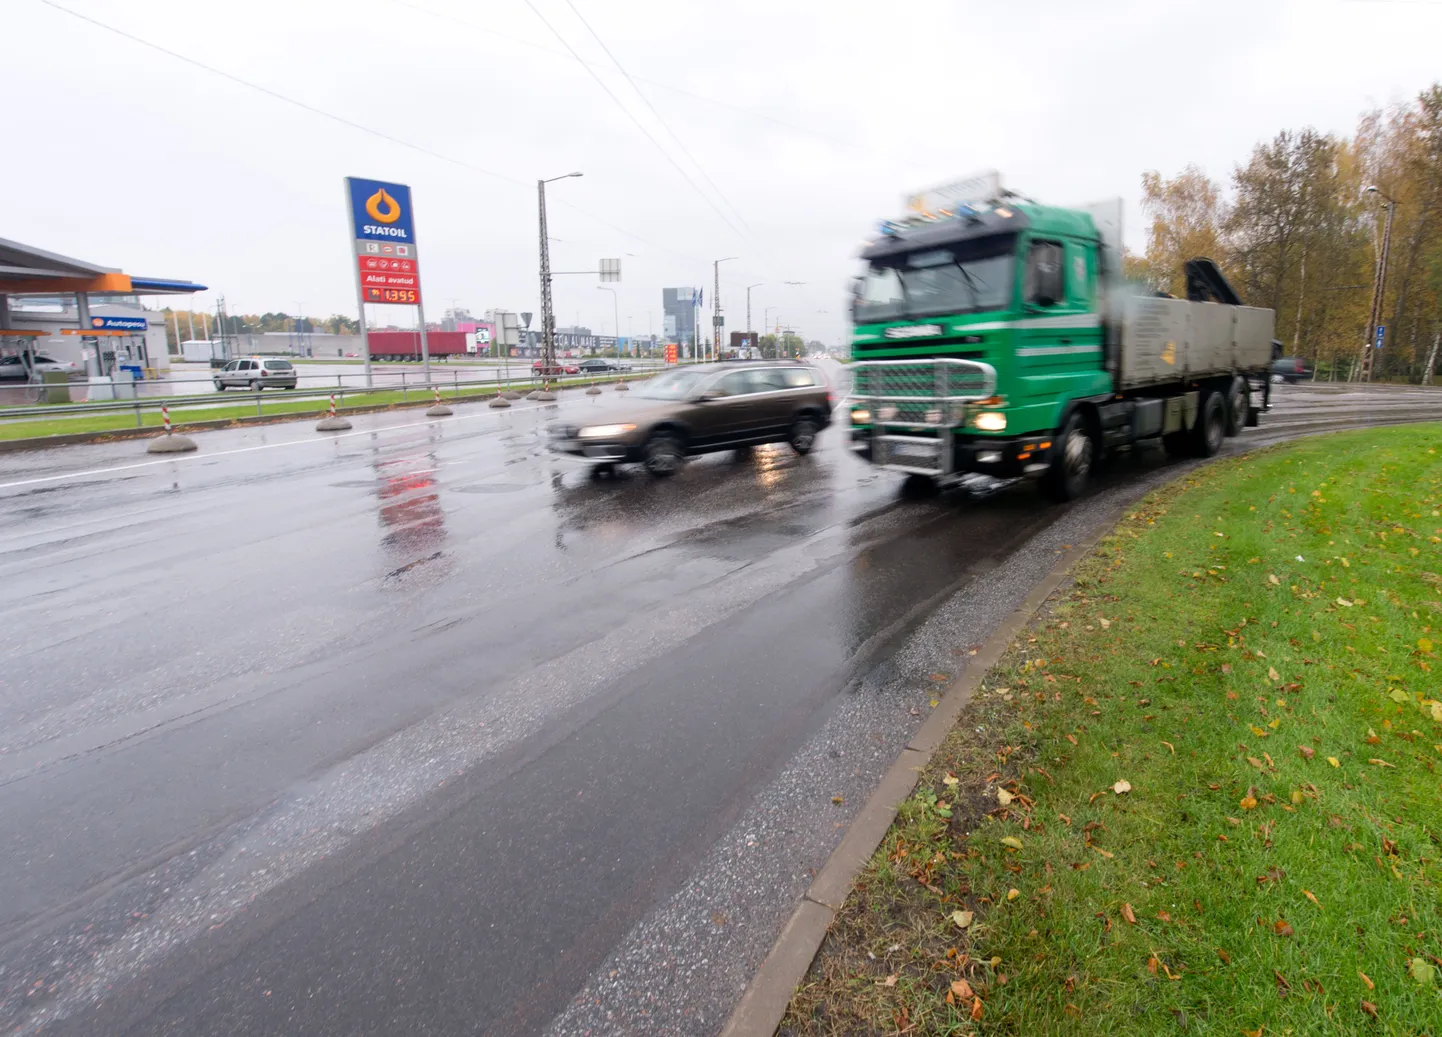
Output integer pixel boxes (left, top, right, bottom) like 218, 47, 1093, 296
1, 377, 1439, 1036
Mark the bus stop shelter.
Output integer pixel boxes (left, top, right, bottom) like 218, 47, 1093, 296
0, 236, 206, 377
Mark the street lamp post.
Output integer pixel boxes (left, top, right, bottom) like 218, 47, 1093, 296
596, 286, 618, 354
763, 306, 777, 358
713, 256, 737, 362
1360, 185, 1396, 383
538, 172, 582, 389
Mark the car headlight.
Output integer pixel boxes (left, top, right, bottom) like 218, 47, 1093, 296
850, 408, 871, 424
973, 411, 1007, 431
577, 423, 636, 439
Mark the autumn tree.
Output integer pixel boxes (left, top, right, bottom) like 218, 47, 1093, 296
1138, 166, 1228, 296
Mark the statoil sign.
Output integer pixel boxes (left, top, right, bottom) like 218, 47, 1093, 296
347, 177, 417, 244
345, 176, 424, 306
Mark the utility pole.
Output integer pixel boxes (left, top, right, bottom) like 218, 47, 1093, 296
713, 257, 736, 362
1360, 185, 1396, 383
536, 172, 582, 388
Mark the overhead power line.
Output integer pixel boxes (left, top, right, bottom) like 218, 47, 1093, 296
31, 0, 722, 269
383, 0, 849, 147
560, 0, 751, 234
516, 0, 747, 239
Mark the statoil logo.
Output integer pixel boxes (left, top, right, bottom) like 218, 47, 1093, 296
366, 188, 402, 224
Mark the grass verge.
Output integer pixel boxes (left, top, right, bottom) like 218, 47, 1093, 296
785, 424, 1442, 1036
0, 374, 646, 443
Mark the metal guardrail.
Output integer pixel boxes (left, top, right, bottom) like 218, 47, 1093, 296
0, 369, 655, 428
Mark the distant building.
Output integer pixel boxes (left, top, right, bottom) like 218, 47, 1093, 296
662, 288, 698, 351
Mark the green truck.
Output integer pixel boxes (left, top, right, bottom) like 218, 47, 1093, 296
847, 173, 1276, 499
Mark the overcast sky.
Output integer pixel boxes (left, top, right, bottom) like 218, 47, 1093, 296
9, 0, 1442, 344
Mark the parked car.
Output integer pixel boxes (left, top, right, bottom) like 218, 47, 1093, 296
0, 354, 78, 379
548, 361, 832, 477
1270, 356, 1313, 383
214, 357, 299, 390
578, 358, 633, 374
533, 359, 580, 376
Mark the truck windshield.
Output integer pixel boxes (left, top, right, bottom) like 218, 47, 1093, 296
856, 235, 1016, 322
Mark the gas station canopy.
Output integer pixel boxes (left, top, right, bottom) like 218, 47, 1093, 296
0, 237, 207, 297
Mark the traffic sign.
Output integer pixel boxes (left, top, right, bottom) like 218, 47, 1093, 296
1375, 324, 1386, 350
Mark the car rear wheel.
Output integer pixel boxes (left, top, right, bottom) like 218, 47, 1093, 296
250, 380, 263, 391
643, 433, 685, 478
788, 416, 820, 455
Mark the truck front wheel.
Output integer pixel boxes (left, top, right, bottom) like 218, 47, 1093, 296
1043, 411, 1095, 502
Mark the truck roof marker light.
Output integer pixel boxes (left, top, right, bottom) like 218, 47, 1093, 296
995, 207, 1013, 218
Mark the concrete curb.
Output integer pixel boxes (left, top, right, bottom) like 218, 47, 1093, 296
717, 513, 1121, 1037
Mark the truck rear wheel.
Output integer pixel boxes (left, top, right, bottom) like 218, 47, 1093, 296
1042, 411, 1094, 502
1190, 391, 1226, 457
1224, 377, 1248, 437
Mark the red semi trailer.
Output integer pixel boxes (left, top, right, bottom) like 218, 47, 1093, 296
368, 331, 469, 362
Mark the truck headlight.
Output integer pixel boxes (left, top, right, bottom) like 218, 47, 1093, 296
973, 411, 1007, 431
578, 423, 636, 439
850, 408, 871, 424
877, 405, 898, 421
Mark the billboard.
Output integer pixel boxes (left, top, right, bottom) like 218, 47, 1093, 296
346, 177, 424, 307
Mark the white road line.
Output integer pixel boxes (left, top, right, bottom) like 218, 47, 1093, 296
0, 400, 557, 490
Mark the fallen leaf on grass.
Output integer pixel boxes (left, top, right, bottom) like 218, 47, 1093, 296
943, 775, 960, 787
950, 978, 974, 999
1268, 666, 1281, 681
1247, 756, 1266, 770
1298, 745, 1315, 760
1218, 948, 1231, 964
970, 997, 984, 1022
1121, 903, 1137, 925
1327, 757, 1340, 768
1367, 758, 1395, 768
1359, 970, 1374, 990
950, 910, 974, 929
1000, 836, 1024, 851
1409, 957, 1437, 987
1099, 617, 1111, 629
1242, 1029, 1262, 1037
1092, 845, 1115, 859
1269, 574, 1280, 585
1273, 920, 1294, 937
1240, 795, 1259, 810
1156, 910, 1172, 922
881, 974, 897, 987
1161, 740, 1175, 754
1112, 779, 1132, 795
1249, 724, 1270, 738
1066, 733, 1078, 746
1336, 597, 1353, 607
1006, 888, 1020, 901
1303, 890, 1321, 908
1360, 1000, 1378, 1019
996, 788, 1014, 805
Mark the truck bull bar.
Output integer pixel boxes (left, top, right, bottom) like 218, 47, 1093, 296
849, 358, 998, 477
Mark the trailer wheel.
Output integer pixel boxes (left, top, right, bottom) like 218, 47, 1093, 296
1190, 391, 1226, 457
1224, 377, 1248, 437
1042, 411, 1095, 502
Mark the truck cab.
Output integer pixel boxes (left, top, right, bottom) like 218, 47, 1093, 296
848, 179, 1273, 499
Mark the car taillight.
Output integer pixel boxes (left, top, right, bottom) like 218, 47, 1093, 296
1295, 360, 1303, 373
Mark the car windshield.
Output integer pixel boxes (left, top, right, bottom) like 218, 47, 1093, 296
856, 234, 1016, 322
637, 369, 710, 400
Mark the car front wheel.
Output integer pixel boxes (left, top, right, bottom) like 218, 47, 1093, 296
643, 433, 685, 478
214, 381, 225, 391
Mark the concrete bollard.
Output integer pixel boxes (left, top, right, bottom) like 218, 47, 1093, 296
532, 387, 557, 402
502, 390, 523, 400
615, 380, 630, 391
426, 386, 453, 417
316, 394, 353, 431
585, 383, 602, 395
488, 393, 511, 408
147, 405, 198, 453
